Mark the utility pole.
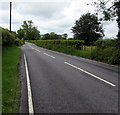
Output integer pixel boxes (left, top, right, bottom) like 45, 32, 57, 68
10, 2, 12, 32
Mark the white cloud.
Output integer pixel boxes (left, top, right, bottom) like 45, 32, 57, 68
0, 0, 118, 38
103, 20, 118, 38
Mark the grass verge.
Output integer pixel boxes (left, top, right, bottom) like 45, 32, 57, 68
2, 45, 20, 113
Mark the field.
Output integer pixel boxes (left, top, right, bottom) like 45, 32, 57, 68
2, 46, 21, 113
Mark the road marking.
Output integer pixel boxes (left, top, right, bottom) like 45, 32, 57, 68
24, 54, 34, 114
28, 45, 41, 52
28, 45, 34, 49
64, 62, 116, 87
35, 49, 41, 52
44, 53, 55, 59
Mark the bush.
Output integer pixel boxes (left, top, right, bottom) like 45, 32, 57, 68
2, 27, 16, 46
94, 39, 117, 48
1, 27, 25, 46
15, 39, 25, 46
91, 45, 120, 65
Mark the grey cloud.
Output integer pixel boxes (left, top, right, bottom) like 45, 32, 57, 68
0, 2, 9, 10
14, 2, 70, 19
0, 9, 21, 25
56, 19, 73, 28
1, 10, 9, 24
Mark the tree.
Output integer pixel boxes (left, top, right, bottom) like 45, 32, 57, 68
93, 0, 120, 39
50, 32, 62, 39
42, 33, 51, 40
42, 32, 63, 40
71, 13, 104, 45
62, 33, 68, 39
17, 28, 25, 39
17, 20, 40, 40
50, 32, 58, 39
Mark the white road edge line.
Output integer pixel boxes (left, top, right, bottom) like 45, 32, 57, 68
64, 62, 116, 87
24, 54, 34, 114
44, 53, 55, 59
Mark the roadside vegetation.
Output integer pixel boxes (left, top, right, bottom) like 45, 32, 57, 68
2, 46, 20, 113
29, 40, 92, 58
1, 27, 24, 113
28, 39, 120, 66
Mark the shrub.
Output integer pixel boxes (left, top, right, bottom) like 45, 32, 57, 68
94, 39, 117, 48
91, 46, 120, 65
1, 27, 16, 46
15, 39, 25, 46
1, 27, 25, 46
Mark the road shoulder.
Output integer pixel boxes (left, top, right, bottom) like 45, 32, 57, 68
19, 48, 29, 113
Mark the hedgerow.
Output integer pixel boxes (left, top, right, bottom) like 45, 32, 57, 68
1, 27, 24, 46
1, 27, 16, 45
28, 40, 84, 50
91, 39, 120, 65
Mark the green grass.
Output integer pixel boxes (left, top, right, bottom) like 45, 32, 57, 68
2, 45, 21, 113
51, 47, 92, 59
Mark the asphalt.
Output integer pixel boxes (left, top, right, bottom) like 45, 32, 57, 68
19, 42, 119, 114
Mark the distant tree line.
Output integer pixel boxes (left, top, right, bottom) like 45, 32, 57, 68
17, 20, 68, 40
41, 32, 68, 40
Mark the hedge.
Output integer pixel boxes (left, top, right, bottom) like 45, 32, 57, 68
28, 40, 84, 50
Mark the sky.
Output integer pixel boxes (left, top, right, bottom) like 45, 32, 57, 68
0, 0, 118, 38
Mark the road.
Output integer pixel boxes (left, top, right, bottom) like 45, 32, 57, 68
19, 42, 119, 113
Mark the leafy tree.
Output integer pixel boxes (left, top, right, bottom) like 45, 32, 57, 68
17, 28, 25, 39
57, 34, 62, 39
68, 38, 74, 40
42, 33, 51, 40
50, 32, 62, 40
93, 0, 120, 39
62, 33, 68, 39
42, 32, 65, 40
71, 13, 104, 45
50, 32, 57, 39
17, 20, 40, 40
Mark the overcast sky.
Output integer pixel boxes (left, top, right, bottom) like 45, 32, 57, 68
0, 0, 118, 38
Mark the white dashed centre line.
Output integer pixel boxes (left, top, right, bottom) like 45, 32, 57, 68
64, 62, 116, 87
35, 49, 41, 52
28, 45, 41, 52
44, 53, 56, 59
28, 45, 55, 59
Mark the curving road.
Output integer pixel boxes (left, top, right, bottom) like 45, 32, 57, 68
19, 42, 119, 114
